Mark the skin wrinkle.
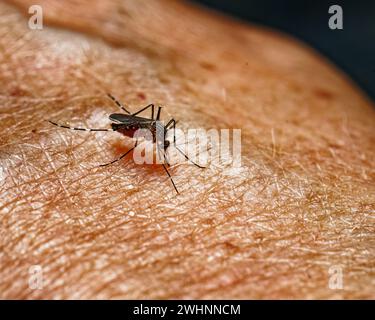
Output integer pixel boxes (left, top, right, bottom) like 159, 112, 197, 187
0, 0, 374, 299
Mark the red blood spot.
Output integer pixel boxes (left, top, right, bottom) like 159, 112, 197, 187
137, 92, 146, 100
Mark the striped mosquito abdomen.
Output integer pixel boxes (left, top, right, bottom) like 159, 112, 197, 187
111, 123, 139, 138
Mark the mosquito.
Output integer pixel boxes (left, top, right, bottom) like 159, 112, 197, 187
48, 94, 205, 194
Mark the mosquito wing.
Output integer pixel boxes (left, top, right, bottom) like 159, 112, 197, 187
109, 113, 152, 124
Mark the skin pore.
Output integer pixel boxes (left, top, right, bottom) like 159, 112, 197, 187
0, 0, 374, 299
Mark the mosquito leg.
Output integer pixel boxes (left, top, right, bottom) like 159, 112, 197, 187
175, 147, 206, 168
165, 118, 179, 143
162, 148, 171, 167
162, 163, 179, 194
155, 142, 177, 193
165, 119, 205, 168
99, 141, 137, 167
156, 107, 162, 121
107, 93, 131, 114
48, 120, 113, 132
131, 104, 155, 119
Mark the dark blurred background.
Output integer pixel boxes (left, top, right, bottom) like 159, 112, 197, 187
192, 0, 375, 102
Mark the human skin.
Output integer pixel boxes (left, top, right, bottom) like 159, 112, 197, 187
0, 0, 374, 299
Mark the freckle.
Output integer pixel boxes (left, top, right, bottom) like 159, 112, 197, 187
224, 241, 239, 251
202, 218, 214, 225
313, 88, 334, 100
159, 76, 170, 84
10, 86, 27, 97
289, 83, 302, 93
200, 61, 216, 71
32, 129, 37, 134
239, 85, 250, 93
